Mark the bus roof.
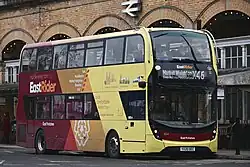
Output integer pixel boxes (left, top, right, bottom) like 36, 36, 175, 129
23, 27, 207, 49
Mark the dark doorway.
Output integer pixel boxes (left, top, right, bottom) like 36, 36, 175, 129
203, 10, 250, 39
2, 40, 26, 61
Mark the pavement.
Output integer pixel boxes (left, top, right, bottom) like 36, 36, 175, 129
0, 144, 250, 166
216, 149, 250, 160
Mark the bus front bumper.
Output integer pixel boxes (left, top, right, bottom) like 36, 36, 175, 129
160, 138, 218, 155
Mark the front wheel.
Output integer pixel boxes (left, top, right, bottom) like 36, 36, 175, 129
35, 130, 46, 154
106, 132, 120, 158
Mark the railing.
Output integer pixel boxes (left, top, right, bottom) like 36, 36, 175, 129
215, 35, 250, 70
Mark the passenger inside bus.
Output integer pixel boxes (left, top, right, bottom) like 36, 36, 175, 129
125, 39, 144, 63
155, 43, 171, 60
132, 44, 144, 62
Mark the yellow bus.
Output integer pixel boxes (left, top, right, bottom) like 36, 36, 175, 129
16, 27, 218, 158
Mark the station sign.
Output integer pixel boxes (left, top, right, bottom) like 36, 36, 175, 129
121, 0, 142, 17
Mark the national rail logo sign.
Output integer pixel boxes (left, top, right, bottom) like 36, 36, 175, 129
121, 0, 142, 17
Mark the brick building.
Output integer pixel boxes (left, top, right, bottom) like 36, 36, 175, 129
0, 0, 249, 146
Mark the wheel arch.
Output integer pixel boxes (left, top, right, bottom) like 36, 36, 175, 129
34, 128, 44, 147
105, 129, 120, 152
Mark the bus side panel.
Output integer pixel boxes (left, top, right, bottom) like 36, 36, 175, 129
33, 120, 71, 151
33, 120, 106, 152
66, 120, 106, 152
16, 94, 34, 148
89, 63, 148, 154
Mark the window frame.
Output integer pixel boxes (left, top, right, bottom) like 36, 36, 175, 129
36, 46, 54, 71
19, 34, 146, 73
23, 93, 100, 120
53, 44, 69, 70
67, 42, 86, 69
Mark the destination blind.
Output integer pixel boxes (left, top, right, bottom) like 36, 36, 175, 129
162, 69, 206, 80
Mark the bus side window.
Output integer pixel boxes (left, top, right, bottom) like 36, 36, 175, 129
53, 45, 68, 69
120, 91, 146, 120
21, 48, 37, 72
24, 96, 35, 120
67, 43, 85, 68
83, 94, 99, 120
125, 35, 144, 63
52, 95, 65, 119
104, 37, 124, 65
66, 95, 83, 120
21, 49, 31, 72
85, 41, 104, 67
37, 47, 53, 71
36, 96, 51, 120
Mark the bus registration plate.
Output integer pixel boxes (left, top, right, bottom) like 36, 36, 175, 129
180, 147, 195, 152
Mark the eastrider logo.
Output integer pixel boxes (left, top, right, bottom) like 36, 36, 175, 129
30, 80, 56, 93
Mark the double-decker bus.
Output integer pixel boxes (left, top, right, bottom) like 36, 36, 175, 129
16, 27, 218, 158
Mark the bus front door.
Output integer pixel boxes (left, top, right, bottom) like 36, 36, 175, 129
122, 90, 146, 153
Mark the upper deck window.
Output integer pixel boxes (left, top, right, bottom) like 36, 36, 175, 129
53, 44, 68, 69
85, 41, 104, 67
150, 31, 211, 62
104, 37, 124, 65
37, 46, 53, 71
124, 35, 144, 63
21, 48, 37, 72
67, 42, 85, 68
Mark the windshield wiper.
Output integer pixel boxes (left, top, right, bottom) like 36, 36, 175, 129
153, 32, 168, 38
169, 58, 203, 63
180, 34, 200, 71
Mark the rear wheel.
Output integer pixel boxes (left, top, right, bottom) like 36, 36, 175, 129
35, 130, 46, 154
106, 131, 120, 158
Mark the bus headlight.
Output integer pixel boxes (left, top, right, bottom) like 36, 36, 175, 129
211, 129, 217, 140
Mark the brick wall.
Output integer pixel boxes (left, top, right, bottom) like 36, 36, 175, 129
0, 0, 249, 59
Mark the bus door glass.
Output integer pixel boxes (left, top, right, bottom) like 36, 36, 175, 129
121, 90, 146, 148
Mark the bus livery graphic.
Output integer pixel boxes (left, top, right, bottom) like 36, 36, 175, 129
73, 120, 90, 147
16, 27, 218, 158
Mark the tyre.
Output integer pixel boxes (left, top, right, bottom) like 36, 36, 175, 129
35, 130, 46, 154
106, 131, 120, 158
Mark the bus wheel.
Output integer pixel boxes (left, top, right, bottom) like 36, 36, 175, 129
35, 130, 46, 154
106, 131, 120, 158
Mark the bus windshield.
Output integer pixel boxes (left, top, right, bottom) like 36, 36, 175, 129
149, 86, 216, 127
150, 31, 211, 62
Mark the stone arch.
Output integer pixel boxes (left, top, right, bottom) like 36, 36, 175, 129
38, 22, 81, 42
0, 29, 35, 60
83, 14, 132, 36
138, 6, 193, 29
196, 0, 250, 28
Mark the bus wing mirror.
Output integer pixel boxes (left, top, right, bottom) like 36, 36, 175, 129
138, 81, 146, 88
